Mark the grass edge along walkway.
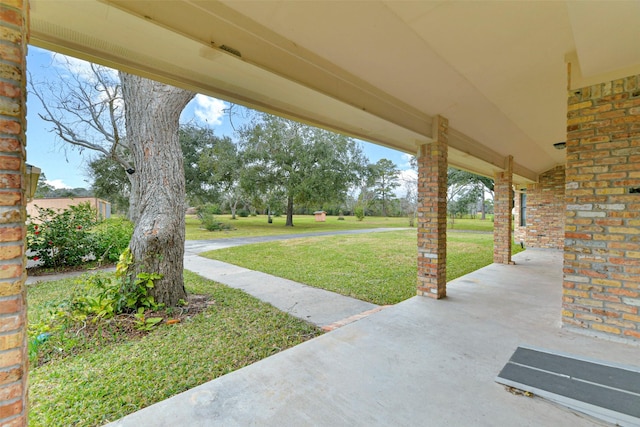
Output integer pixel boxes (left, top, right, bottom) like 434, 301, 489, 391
27, 270, 322, 427
201, 229, 523, 305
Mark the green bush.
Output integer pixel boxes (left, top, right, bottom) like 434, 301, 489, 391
354, 206, 365, 221
238, 209, 250, 217
91, 218, 134, 263
72, 250, 162, 319
198, 204, 234, 231
28, 249, 164, 365
27, 203, 98, 269
203, 203, 221, 215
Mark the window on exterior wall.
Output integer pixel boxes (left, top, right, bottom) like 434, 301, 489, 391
520, 192, 526, 226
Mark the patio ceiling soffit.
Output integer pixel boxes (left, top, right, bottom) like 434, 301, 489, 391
29, 0, 537, 184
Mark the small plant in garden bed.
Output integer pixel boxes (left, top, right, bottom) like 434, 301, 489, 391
28, 289, 212, 367
27, 249, 211, 367
28, 271, 321, 426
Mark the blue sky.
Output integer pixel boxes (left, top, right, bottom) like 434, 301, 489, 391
26, 46, 413, 189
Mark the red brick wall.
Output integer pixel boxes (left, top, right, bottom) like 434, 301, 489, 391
417, 116, 448, 299
514, 165, 565, 250
563, 74, 640, 342
0, 0, 28, 425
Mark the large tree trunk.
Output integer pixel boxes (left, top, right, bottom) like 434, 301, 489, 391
285, 194, 294, 227
126, 173, 139, 223
120, 72, 195, 307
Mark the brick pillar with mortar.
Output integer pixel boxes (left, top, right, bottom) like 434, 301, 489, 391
493, 155, 513, 264
0, 0, 28, 425
563, 74, 640, 342
417, 115, 448, 299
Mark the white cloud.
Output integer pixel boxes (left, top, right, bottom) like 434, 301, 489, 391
192, 95, 226, 126
46, 179, 71, 189
400, 153, 415, 169
398, 168, 417, 184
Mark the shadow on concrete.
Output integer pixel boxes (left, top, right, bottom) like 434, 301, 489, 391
109, 249, 638, 426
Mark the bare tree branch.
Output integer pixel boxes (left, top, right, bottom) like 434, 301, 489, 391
28, 58, 133, 171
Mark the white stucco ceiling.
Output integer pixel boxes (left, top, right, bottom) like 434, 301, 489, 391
29, 1, 640, 184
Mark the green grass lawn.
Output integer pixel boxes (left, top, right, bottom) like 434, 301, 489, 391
185, 214, 497, 240
202, 229, 522, 305
446, 217, 494, 232
27, 271, 321, 427
185, 214, 416, 240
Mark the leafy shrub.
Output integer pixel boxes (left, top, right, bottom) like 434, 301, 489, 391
238, 209, 250, 217
91, 218, 133, 263
354, 206, 365, 221
28, 249, 164, 365
27, 203, 98, 269
71, 249, 163, 319
203, 203, 221, 214
71, 271, 162, 322
197, 204, 234, 231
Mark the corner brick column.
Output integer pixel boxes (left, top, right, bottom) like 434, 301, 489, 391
514, 166, 566, 249
493, 155, 513, 264
0, 1, 28, 425
563, 74, 640, 342
417, 115, 448, 299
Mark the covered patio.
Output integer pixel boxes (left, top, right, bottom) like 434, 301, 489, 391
109, 249, 637, 426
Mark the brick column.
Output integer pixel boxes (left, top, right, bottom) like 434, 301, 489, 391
493, 156, 513, 264
515, 166, 566, 249
417, 115, 448, 299
563, 74, 640, 342
0, 1, 28, 425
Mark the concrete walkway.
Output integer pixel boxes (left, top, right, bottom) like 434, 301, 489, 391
186, 228, 399, 327
109, 249, 640, 427
25, 267, 116, 285
183, 254, 379, 328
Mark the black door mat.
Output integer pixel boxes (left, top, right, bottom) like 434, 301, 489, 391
496, 345, 640, 426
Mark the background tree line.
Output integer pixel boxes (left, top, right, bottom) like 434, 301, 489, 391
47, 122, 495, 224
86, 114, 423, 224
31, 55, 494, 307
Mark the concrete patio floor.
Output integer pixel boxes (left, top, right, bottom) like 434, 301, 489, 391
109, 249, 638, 426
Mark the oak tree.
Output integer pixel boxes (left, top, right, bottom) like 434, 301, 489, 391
120, 72, 194, 306
31, 55, 195, 306
239, 114, 366, 226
